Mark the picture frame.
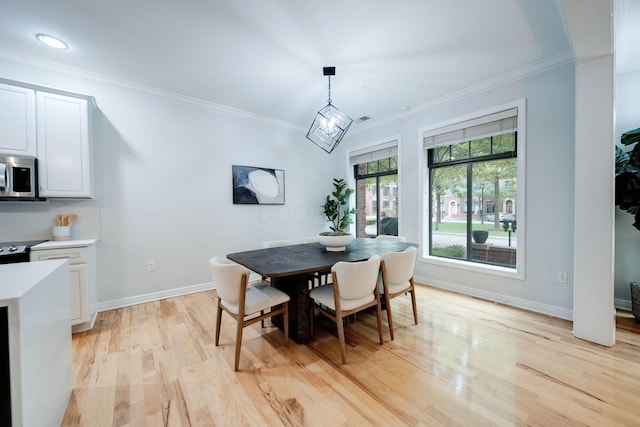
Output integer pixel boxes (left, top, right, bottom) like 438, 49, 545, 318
232, 165, 285, 205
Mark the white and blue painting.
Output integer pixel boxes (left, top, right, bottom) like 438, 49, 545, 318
232, 165, 285, 205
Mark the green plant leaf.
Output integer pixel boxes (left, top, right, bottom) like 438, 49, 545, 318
321, 178, 355, 232
621, 127, 640, 147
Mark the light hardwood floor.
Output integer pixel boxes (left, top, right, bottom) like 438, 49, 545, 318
62, 285, 640, 426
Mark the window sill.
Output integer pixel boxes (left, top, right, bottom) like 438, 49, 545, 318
420, 254, 524, 280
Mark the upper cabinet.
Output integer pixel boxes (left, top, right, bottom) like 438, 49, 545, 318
0, 80, 94, 199
0, 83, 36, 156
36, 91, 92, 198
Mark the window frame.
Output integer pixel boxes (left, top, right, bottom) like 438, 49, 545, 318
354, 161, 399, 237
420, 100, 526, 280
346, 138, 401, 237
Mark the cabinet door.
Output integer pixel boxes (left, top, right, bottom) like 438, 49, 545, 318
69, 264, 89, 325
30, 247, 90, 326
36, 92, 92, 198
0, 83, 36, 156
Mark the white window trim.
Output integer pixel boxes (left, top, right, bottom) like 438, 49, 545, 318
418, 99, 526, 280
345, 136, 401, 236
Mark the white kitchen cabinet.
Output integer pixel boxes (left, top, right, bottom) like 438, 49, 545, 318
30, 244, 93, 327
36, 91, 92, 198
0, 83, 36, 156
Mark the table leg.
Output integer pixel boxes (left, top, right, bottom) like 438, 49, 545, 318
270, 274, 310, 344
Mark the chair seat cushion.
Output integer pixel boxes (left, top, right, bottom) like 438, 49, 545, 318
222, 283, 290, 315
309, 284, 375, 311
378, 280, 411, 295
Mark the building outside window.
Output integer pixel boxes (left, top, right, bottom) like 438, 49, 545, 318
349, 141, 399, 238
354, 156, 398, 237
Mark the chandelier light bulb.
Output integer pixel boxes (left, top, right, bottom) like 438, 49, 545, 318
306, 67, 353, 154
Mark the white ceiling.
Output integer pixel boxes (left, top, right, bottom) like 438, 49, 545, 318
0, 0, 620, 129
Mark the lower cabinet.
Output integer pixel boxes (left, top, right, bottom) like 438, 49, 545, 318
30, 244, 92, 327
68, 263, 88, 324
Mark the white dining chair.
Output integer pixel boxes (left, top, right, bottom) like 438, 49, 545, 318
375, 235, 407, 242
309, 255, 384, 364
210, 256, 290, 371
379, 246, 418, 340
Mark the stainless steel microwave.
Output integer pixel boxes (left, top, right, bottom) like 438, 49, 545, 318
0, 155, 38, 199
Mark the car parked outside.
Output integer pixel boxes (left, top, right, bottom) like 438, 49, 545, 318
486, 212, 515, 222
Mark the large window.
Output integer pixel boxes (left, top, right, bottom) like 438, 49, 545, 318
425, 108, 520, 269
350, 141, 399, 238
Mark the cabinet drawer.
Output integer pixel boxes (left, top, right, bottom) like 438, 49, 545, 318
30, 247, 88, 265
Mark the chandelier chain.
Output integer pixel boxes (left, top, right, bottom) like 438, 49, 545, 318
327, 75, 332, 105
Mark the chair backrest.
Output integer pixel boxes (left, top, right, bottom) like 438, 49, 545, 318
375, 235, 407, 242
209, 256, 248, 303
301, 236, 319, 244
263, 239, 295, 248
381, 247, 417, 284
332, 255, 381, 300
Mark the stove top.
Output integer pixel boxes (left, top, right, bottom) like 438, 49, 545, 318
0, 240, 48, 264
0, 244, 27, 255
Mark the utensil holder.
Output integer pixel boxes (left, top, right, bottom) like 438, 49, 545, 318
52, 226, 71, 241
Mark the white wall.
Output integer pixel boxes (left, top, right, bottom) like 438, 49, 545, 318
615, 68, 640, 306
0, 54, 338, 308
337, 63, 576, 317
572, 54, 615, 346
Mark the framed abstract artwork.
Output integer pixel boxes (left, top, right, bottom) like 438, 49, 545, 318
232, 165, 285, 205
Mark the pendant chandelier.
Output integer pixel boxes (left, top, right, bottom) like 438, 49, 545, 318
306, 66, 353, 154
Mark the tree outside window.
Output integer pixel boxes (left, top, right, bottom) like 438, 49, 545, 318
428, 134, 518, 268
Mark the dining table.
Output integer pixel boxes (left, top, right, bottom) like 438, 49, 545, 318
226, 237, 418, 343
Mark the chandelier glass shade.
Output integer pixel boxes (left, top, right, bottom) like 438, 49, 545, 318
306, 67, 353, 154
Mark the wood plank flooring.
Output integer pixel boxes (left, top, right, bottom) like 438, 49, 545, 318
62, 285, 640, 426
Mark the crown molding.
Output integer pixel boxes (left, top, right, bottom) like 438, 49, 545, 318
0, 48, 573, 134
351, 50, 575, 135
0, 48, 304, 131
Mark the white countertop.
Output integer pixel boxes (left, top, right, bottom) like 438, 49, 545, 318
0, 259, 68, 301
0, 257, 73, 427
31, 238, 97, 250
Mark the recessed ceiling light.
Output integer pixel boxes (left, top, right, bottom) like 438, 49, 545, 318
36, 33, 68, 50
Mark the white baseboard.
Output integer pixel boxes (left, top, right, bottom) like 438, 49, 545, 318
93, 276, 633, 324
615, 298, 632, 311
414, 274, 574, 321
72, 312, 98, 333
95, 281, 216, 313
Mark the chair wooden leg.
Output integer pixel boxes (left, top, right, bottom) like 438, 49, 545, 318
336, 315, 347, 364
234, 319, 244, 371
375, 298, 384, 345
309, 304, 315, 340
410, 289, 418, 325
215, 304, 223, 346
283, 303, 289, 345
384, 293, 395, 340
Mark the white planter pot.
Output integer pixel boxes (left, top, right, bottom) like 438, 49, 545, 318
317, 233, 354, 252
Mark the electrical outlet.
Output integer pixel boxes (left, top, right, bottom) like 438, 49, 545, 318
557, 272, 568, 283
147, 261, 155, 272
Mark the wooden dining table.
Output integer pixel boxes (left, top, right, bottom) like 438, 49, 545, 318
227, 237, 418, 343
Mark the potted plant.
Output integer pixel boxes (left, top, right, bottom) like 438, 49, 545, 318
615, 126, 640, 322
318, 178, 357, 251
472, 230, 489, 244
